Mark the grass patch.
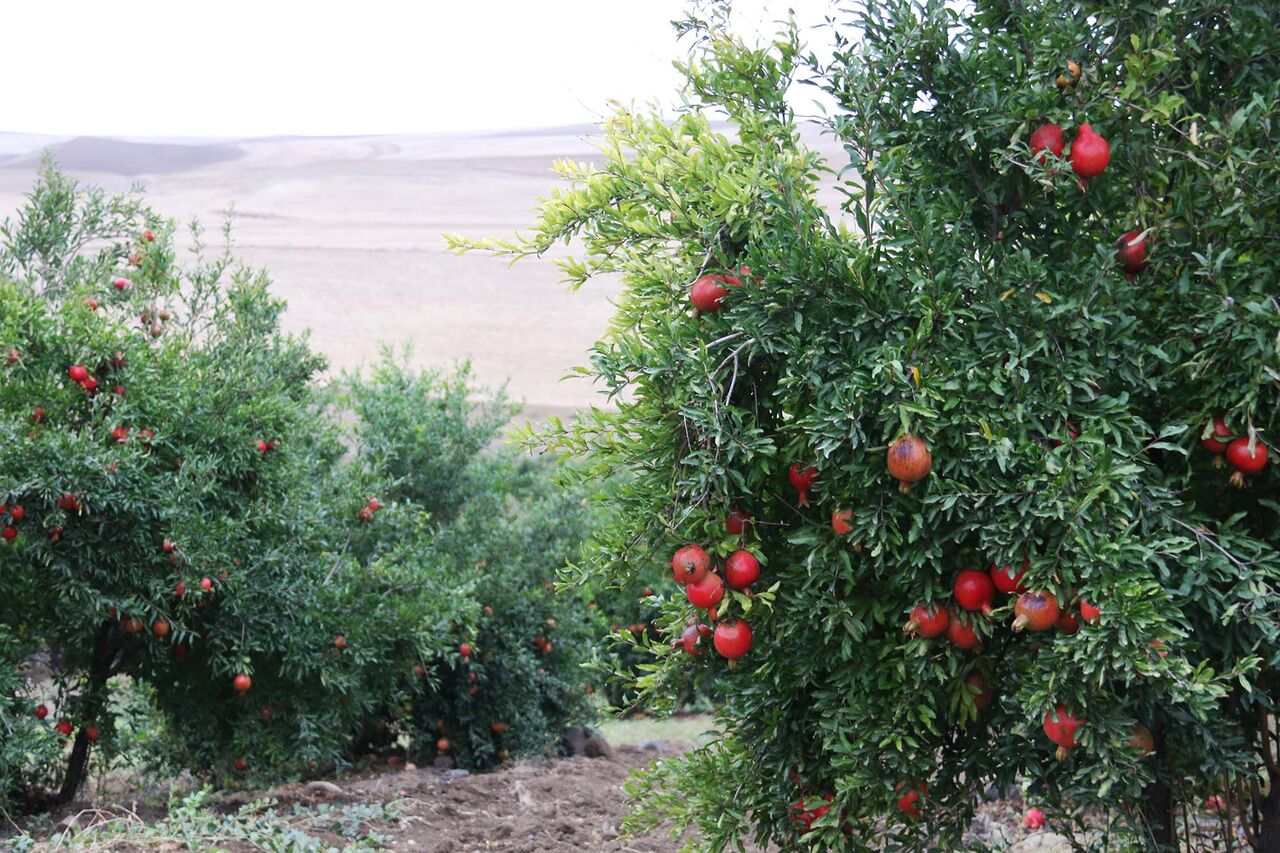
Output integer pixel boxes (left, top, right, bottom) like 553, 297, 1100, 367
600, 713, 718, 748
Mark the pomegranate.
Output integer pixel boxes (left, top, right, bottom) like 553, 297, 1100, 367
1200, 416, 1233, 456
31, 406, 46, 423
335, 635, 347, 651
713, 618, 752, 659
945, 610, 981, 650
686, 572, 726, 609
5, 348, 18, 366
85, 726, 99, 744
1012, 592, 1060, 632
111, 426, 129, 444
490, 721, 509, 734
233, 673, 252, 694
459, 643, 472, 659
56, 719, 73, 737
1029, 123, 1064, 162
35, 703, 48, 719
143, 229, 155, 242
1079, 599, 1100, 623
895, 783, 926, 820
886, 434, 932, 492
1, 527, 14, 543
200, 577, 213, 591
1042, 704, 1084, 758
788, 463, 818, 507
953, 570, 994, 613
1225, 436, 1268, 487
151, 620, 170, 638
680, 623, 713, 655
68, 364, 89, 383
175, 580, 186, 597
724, 550, 760, 589
789, 796, 832, 835
113, 276, 131, 291
831, 508, 853, 535
83, 377, 98, 392
671, 545, 711, 585
990, 559, 1028, 594
1206, 796, 1226, 812
904, 605, 949, 638
1025, 808, 1046, 829
1055, 609, 1079, 634
725, 508, 751, 536
966, 673, 993, 713
233, 757, 247, 773
689, 272, 742, 313
1129, 723, 1154, 756
1116, 230, 1148, 274
1069, 123, 1110, 179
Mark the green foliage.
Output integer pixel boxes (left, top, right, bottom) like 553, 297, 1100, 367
457, 1, 1280, 849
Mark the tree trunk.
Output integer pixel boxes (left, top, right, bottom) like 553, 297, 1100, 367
54, 620, 114, 805
1144, 713, 1176, 849
1260, 772, 1280, 853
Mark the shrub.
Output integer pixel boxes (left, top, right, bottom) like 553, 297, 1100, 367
458, 2, 1280, 849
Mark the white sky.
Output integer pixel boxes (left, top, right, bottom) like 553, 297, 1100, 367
2, 0, 837, 138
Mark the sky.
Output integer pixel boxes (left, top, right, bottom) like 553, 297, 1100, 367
2, 0, 837, 138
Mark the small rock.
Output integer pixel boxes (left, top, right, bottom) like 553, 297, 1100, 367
433, 755, 456, 770
583, 735, 614, 759
638, 740, 664, 752
441, 768, 470, 783
304, 780, 344, 797
404, 762, 417, 771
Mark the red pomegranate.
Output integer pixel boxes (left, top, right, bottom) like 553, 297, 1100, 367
904, 605, 949, 638
1055, 609, 1080, 634
1079, 599, 1100, 623
953, 570, 994, 613
965, 673, 993, 713
788, 463, 818, 507
670, 545, 711, 585
1129, 723, 1154, 756
789, 795, 833, 835
686, 573, 726, 609
85, 726, 99, 744
459, 643, 472, 659
1225, 436, 1268, 487
1042, 705, 1084, 758
1116, 230, 1148, 274
1012, 592, 1061, 632
34, 703, 48, 719
1200, 416, 1233, 457
233, 673, 252, 694
233, 757, 248, 773
990, 559, 1028, 594
725, 508, 751, 536
689, 272, 742, 313
113, 277, 131, 291
68, 364, 89, 383
151, 620, 170, 638
895, 783, 926, 820
723, 550, 760, 590
680, 623, 713, 656
713, 618, 752, 659
886, 434, 932, 492
831, 508, 853, 535
56, 719, 73, 737
1069, 123, 1110, 179
945, 610, 981, 650
1, 527, 15, 543
1025, 808, 1046, 829
1029, 122, 1064, 162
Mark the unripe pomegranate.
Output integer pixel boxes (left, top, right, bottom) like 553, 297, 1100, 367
895, 783, 926, 820
1012, 592, 1060, 632
1025, 807, 1046, 829
886, 434, 932, 492
1129, 723, 1154, 756
459, 643, 472, 659
713, 618, 752, 659
904, 604, 949, 638
725, 508, 750, 536
945, 610, 981, 650
689, 272, 742, 313
953, 570, 994, 613
1116, 230, 1148, 274
723, 550, 760, 590
680, 623, 713, 656
233, 673, 252, 693
1200, 416, 1232, 456
1070, 123, 1110, 179
831, 508, 853, 535
788, 463, 818, 507
1042, 704, 1084, 758
965, 673, 993, 713
670, 545, 711, 585
68, 364, 89, 383
1225, 436, 1268, 488
1029, 123, 1064, 162
685, 572, 726, 609
35, 703, 48, 719
989, 559, 1028, 594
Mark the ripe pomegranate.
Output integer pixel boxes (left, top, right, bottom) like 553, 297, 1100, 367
831, 508, 853, 535
84, 297, 98, 311
335, 635, 347, 651
5, 348, 18, 366
111, 426, 129, 444
904, 605, 949, 638
990, 559, 1028, 594
886, 434, 932, 492
1129, 723, 1154, 756
143, 230, 155, 242
953, 570, 994, 613
233, 757, 247, 773
685, 572, 726, 609
1069, 123, 1110, 179
357, 506, 373, 522
1116, 230, 1148, 274
1225, 436, 1268, 487
1042, 704, 1084, 758
490, 721, 509, 734
233, 673, 252, 693
113, 277, 131, 291
1055, 609, 1079, 634
85, 726, 99, 744
966, 673, 993, 712
680, 623, 713, 655
1025, 807, 1046, 829
68, 364, 89, 383
689, 272, 742, 313
31, 406, 46, 423
1206, 796, 1226, 812
56, 719, 73, 737
671, 545, 711, 585
459, 643, 472, 659
788, 463, 818, 507
83, 377, 98, 392
256, 439, 271, 453
1, 527, 15, 543
175, 580, 186, 597
1029, 122, 1064, 162
1079, 599, 1100, 623
436, 737, 450, 753
35, 703, 48, 719
713, 618, 752, 659
162, 538, 176, 553
413, 663, 427, 678
200, 577, 213, 591
724, 550, 760, 589
895, 783, 926, 820
151, 620, 170, 638
725, 508, 750, 536
1012, 592, 1061, 632
945, 610, 981, 650
1200, 416, 1233, 457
